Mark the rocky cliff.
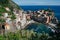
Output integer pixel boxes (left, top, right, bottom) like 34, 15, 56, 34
0, 0, 22, 33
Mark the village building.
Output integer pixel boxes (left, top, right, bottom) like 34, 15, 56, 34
5, 7, 10, 11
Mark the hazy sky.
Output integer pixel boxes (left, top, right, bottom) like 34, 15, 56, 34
13, 0, 60, 5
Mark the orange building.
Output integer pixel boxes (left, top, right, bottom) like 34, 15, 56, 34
46, 16, 50, 24
5, 23, 10, 30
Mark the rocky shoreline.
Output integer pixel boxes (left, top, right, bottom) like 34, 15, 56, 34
0, 0, 59, 35
0, 6, 59, 34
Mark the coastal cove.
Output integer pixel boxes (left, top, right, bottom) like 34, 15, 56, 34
20, 5, 60, 35
0, 0, 60, 40
20, 5, 60, 20
26, 23, 54, 36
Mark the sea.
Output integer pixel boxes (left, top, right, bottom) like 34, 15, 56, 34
20, 5, 60, 35
20, 5, 60, 20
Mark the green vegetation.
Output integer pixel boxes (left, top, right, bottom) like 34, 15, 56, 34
0, 0, 21, 10
0, 0, 9, 5
0, 30, 59, 40
10, 14, 16, 20
0, 7, 6, 29
0, 0, 18, 34
0, 0, 19, 25
0, 7, 7, 13
0, 19, 5, 24
0, 30, 55, 40
0, 0, 60, 40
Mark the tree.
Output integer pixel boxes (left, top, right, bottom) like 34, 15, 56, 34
0, 0, 10, 6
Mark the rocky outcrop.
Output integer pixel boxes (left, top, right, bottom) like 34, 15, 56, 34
0, 0, 22, 33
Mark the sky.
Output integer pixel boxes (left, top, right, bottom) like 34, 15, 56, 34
13, 0, 60, 6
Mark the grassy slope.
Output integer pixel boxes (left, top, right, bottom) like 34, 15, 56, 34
0, 0, 21, 11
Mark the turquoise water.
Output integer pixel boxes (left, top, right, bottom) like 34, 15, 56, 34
20, 6, 60, 35
26, 23, 54, 36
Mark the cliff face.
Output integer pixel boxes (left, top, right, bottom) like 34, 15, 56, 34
0, 0, 22, 33
0, 0, 21, 10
